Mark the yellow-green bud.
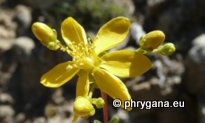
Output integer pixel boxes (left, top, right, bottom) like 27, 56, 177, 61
74, 96, 95, 117
92, 98, 104, 109
157, 43, 176, 55
32, 22, 59, 50
140, 30, 165, 51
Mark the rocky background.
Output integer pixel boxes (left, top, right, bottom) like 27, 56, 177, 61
0, 0, 205, 123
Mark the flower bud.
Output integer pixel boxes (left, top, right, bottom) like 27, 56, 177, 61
92, 98, 104, 109
157, 43, 176, 55
140, 30, 165, 51
32, 22, 59, 50
74, 96, 95, 117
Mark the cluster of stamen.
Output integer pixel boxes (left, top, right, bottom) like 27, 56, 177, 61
66, 38, 99, 70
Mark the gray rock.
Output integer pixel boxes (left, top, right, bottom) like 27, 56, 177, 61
0, 9, 17, 53
0, 93, 13, 104
185, 34, 205, 93
130, 22, 145, 44
0, 105, 14, 122
51, 88, 65, 105
0, 11, 17, 37
0, 39, 13, 53
13, 36, 35, 56
147, 0, 166, 7
33, 117, 46, 123
16, 113, 26, 123
116, 109, 129, 123
14, 5, 32, 35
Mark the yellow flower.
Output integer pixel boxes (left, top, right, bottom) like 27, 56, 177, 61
37, 17, 152, 108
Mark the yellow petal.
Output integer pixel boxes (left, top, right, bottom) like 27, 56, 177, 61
61, 17, 87, 49
100, 50, 152, 78
76, 70, 90, 97
94, 17, 130, 55
92, 68, 131, 104
41, 61, 79, 88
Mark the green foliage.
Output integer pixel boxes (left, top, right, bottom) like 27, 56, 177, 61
51, 0, 126, 30
93, 116, 120, 123
94, 120, 102, 123
109, 116, 120, 123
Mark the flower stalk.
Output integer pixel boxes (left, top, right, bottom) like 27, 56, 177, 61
101, 91, 108, 123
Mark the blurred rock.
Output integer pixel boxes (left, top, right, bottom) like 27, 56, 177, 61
13, 5, 32, 35
147, 0, 166, 7
116, 109, 129, 123
13, 36, 35, 56
51, 88, 65, 105
16, 113, 26, 123
0, 9, 17, 53
45, 103, 57, 118
45, 92, 74, 122
0, 93, 13, 104
0, 39, 13, 53
185, 34, 205, 94
0, 105, 14, 123
0, 11, 17, 34
130, 22, 145, 44
33, 117, 46, 123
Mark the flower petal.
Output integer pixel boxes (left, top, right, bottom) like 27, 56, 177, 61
76, 70, 90, 97
94, 17, 130, 55
100, 50, 152, 78
61, 17, 87, 49
41, 61, 79, 88
92, 68, 131, 105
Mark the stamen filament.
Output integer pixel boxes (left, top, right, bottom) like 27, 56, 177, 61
57, 41, 73, 57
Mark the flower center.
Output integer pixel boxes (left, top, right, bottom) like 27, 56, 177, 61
70, 41, 101, 70
78, 57, 94, 69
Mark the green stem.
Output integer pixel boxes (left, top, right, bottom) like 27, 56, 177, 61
101, 91, 108, 123
136, 48, 146, 54
88, 84, 96, 98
